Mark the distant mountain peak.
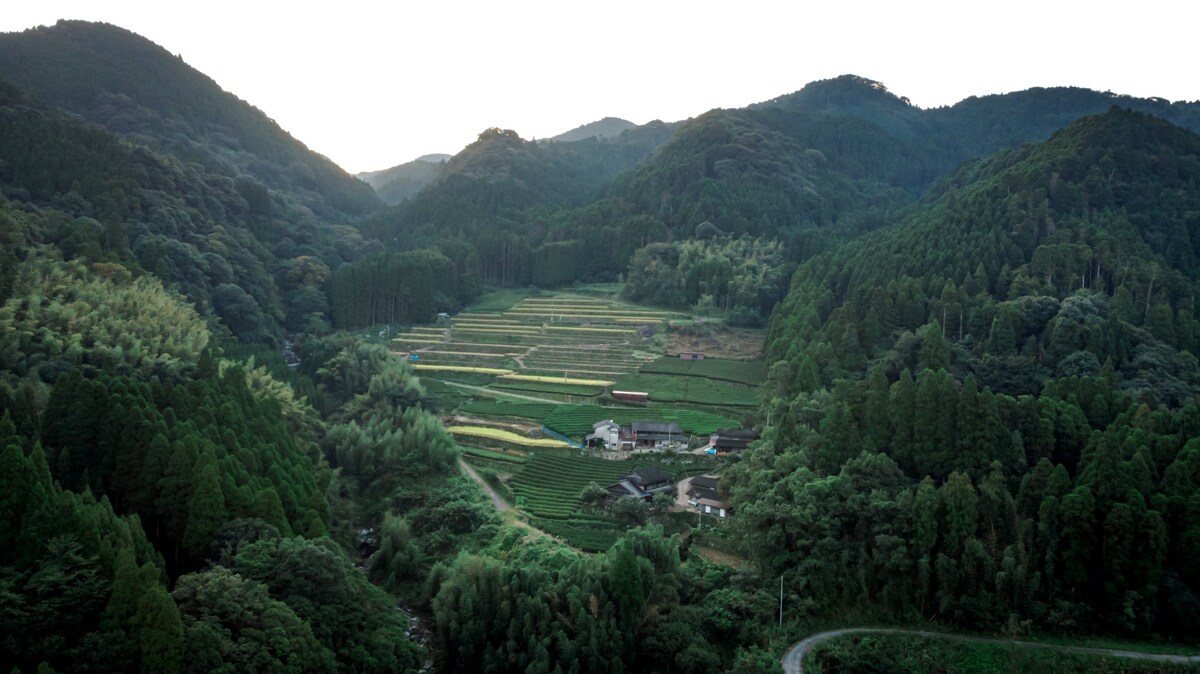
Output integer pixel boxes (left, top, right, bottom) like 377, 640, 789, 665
549, 117, 637, 143
754, 74, 914, 111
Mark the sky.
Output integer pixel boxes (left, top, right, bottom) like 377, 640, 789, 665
2, 1, 1198, 174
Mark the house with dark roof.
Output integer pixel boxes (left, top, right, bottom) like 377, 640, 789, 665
605, 466, 676, 502
630, 421, 685, 451
687, 475, 732, 517
709, 428, 759, 455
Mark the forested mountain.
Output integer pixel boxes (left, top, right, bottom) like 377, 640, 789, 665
549, 116, 638, 142
0, 20, 379, 220
729, 108, 1200, 639
357, 155, 449, 205
3, 17, 1200, 672
0, 78, 381, 343
355, 75, 1200, 328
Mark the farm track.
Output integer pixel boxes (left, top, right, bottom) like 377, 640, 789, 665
780, 628, 1200, 674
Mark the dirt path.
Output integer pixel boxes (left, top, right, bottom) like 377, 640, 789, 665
780, 628, 1200, 674
458, 457, 509, 511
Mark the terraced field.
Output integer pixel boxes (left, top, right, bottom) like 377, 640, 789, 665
611, 372, 760, 407
543, 405, 738, 438
509, 454, 646, 519
640, 357, 768, 387
510, 453, 714, 523
394, 290, 762, 549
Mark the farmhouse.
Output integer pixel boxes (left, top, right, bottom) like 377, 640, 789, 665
630, 420, 685, 451
585, 419, 622, 449
605, 466, 676, 502
678, 351, 705, 360
709, 428, 760, 455
687, 475, 732, 517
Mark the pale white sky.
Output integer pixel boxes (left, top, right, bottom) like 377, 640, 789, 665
3, 1, 1197, 174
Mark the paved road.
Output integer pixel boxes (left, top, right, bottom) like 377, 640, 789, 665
780, 628, 1200, 673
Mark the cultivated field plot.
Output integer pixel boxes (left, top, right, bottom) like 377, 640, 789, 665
543, 405, 738, 438
489, 380, 605, 397
509, 454, 644, 519
459, 400, 558, 420
460, 445, 528, 464
511, 453, 714, 523
638, 357, 768, 387
611, 372, 759, 407
447, 426, 570, 449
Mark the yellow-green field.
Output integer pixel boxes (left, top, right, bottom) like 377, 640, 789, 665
448, 426, 570, 447
412, 364, 514, 375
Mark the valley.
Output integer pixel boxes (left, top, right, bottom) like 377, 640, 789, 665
0, 16, 1198, 674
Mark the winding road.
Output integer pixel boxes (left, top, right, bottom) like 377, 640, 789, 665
780, 628, 1200, 673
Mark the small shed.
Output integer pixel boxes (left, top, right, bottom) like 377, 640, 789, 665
612, 390, 649, 403
678, 352, 705, 361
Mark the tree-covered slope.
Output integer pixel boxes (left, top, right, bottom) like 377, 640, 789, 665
0, 20, 379, 220
0, 77, 378, 342
727, 107, 1200, 640
766, 107, 1200, 400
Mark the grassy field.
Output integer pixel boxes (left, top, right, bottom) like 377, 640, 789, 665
463, 288, 533, 312
489, 380, 605, 397
543, 405, 738, 438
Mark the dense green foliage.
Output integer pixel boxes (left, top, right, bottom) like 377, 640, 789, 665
729, 109, 1200, 642
6, 20, 1200, 672
428, 527, 779, 673
0, 257, 434, 672
329, 248, 479, 329
623, 236, 789, 323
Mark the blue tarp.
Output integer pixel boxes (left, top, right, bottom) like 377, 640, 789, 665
542, 427, 583, 448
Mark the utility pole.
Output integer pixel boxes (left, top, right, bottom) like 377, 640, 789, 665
778, 574, 784, 627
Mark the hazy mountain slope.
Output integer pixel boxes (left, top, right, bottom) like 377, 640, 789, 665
357, 155, 448, 205
549, 116, 637, 142
359, 120, 675, 240
0, 20, 379, 219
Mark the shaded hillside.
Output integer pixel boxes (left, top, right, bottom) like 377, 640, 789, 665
0, 78, 377, 342
767, 107, 1200, 401
722, 107, 1200, 644
0, 20, 379, 219
549, 116, 637, 142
